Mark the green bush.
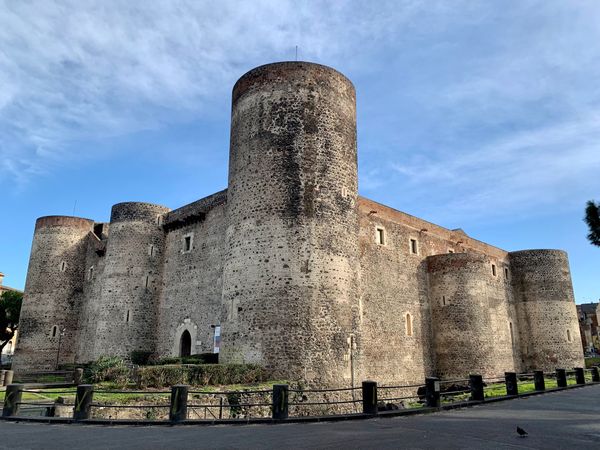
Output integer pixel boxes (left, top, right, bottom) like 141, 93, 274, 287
150, 353, 217, 366
136, 363, 268, 388
130, 351, 153, 366
86, 356, 130, 387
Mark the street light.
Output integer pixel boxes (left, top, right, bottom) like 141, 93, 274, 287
56, 327, 66, 370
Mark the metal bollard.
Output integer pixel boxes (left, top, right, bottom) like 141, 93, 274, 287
272, 384, 289, 420
2, 384, 23, 417
73, 384, 94, 420
169, 384, 188, 423
0, 370, 5, 386
505, 372, 518, 396
591, 366, 600, 383
556, 368, 567, 388
73, 368, 84, 385
425, 377, 441, 408
361, 381, 378, 415
533, 371, 545, 391
3, 370, 13, 386
574, 367, 585, 385
469, 374, 484, 402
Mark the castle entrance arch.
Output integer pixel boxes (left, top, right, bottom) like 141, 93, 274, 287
180, 330, 192, 357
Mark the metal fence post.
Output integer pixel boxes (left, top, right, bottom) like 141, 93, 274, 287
272, 384, 289, 420
505, 372, 518, 396
2, 384, 23, 417
73, 384, 94, 420
169, 385, 188, 423
574, 367, 585, 385
361, 381, 378, 415
556, 368, 567, 388
469, 374, 484, 402
533, 371, 545, 391
425, 377, 441, 408
591, 366, 600, 383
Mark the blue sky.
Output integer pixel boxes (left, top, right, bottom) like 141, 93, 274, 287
0, 1, 598, 302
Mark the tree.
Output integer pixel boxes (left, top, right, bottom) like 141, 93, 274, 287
0, 290, 23, 359
585, 200, 600, 247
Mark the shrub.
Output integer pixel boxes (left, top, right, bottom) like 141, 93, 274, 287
130, 351, 153, 366
136, 363, 268, 388
150, 353, 218, 366
86, 356, 130, 387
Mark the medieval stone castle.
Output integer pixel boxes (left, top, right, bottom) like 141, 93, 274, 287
13, 62, 584, 386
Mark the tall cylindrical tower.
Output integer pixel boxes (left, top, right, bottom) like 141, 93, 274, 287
428, 253, 516, 378
220, 62, 361, 386
12, 216, 94, 372
89, 202, 170, 360
510, 250, 583, 371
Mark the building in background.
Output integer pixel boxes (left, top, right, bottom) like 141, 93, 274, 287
577, 302, 599, 354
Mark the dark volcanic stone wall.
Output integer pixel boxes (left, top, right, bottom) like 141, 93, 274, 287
510, 250, 584, 371
12, 216, 94, 372
88, 202, 170, 360
427, 253, 516, 378
156, 192, 227, 357
220, 62, 361, 386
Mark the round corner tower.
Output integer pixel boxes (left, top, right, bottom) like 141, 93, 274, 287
509, 249, 583, 371
220, 62, 361, 386
90, 202, 170, 361
12, 216, 94, 372
427, 252, 516, 378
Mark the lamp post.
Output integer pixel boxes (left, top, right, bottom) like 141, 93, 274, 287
55, 327, 66, 370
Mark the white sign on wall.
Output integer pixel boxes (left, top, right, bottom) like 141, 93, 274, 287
213, 326, 221, 354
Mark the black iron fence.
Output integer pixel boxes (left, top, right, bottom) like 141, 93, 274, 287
2, 366, 598, 423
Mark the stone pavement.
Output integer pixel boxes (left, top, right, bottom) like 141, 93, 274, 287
1, 385, 600, 449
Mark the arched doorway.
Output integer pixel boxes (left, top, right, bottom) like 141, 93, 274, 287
179, 330, 191, 357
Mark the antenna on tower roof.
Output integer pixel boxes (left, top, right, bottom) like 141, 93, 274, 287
295, 45, 298, 61
72, 199, 78, 217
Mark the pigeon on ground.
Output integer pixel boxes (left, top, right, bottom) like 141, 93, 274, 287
516, 426, 528, 437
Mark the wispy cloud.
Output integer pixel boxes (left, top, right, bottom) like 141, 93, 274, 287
0, 0, 445, 185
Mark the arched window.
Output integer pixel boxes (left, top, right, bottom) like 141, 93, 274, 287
180, 330, 192, 357
405, 313, 413, 337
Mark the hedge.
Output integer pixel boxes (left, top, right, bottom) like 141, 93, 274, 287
136, 363, 268, 388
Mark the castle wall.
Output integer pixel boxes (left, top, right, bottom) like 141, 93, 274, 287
12, 216, 94, 372
87, 202, 170, 360
220, 62, 361, 386
510, 250, 584, 371
156, 191, 227, 358
427, 252, 516, 378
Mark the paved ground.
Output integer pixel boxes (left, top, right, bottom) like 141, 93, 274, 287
2, 385, 600, 449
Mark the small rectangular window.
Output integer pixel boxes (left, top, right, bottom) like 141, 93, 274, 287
149, 245, 155, 257
442, 295, 446, 306
504, 267, 509, 278
126, 310, 130, 323
410, 239, 418, 254
145, 275, 149, 289
60, 261, 67, 272
184, 235, 192, 252
492, 264, 497, 276
376, 228, 385, 245
88, 266, 94, 281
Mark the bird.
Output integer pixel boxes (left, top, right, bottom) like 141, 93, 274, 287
516, 426, 528, 437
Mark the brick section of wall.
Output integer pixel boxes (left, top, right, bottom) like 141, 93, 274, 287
220, 62, 361, 386
427, 253, 516, 378
510, 250, 584, 371
12, 216, 94, 372
88, 202, 170, 360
